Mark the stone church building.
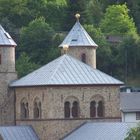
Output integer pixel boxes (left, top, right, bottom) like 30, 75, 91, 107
0, 15, 123, 140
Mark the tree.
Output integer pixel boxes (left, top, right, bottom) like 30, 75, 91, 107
125, 123, 140, 140
19, 17, 59, 65
86, 0, 103, 26
16, 52, 39, 77
100, 4, 137, 36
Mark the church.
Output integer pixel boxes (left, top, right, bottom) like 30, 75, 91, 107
0, 14, 124, 140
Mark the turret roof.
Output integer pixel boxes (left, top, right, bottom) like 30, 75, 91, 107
0, 25, 17, 46
59, 21, 98, 47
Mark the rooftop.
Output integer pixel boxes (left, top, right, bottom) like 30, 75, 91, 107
59, 18, 98, 47
0, 25, 17, 46
63, 122, 136, 140
10, 54, 123, 87
0, 126, 39, 140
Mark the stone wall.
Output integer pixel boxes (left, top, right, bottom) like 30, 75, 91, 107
0, 46, 17, 125
0, 73, 17, 125
15, 85, 121, 139
0, 47, 15, 72
61, 46, 96, 68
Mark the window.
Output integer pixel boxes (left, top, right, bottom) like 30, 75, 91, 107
33, 98, 41, 119
20, 98, 29, 119
90, 101, 96, 117
90, 95, 104, 118
64, 97, 79, 118
81, 53, 86, 63
64, 101, 70, 118
97, 101, 104, 117
72, 101, 79, 118
136, 112, 140, 120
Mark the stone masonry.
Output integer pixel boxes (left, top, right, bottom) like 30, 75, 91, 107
0, 46, 17, 125
15, 85, 121, 140
61, 46, 96, 69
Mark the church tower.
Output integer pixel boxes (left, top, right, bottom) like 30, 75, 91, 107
59, 14, 98, 68
0, 25, 17, 125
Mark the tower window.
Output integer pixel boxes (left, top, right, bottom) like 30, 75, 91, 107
33, 98, 41, 119
81, 53, 86, 63
20, 98, 29, 119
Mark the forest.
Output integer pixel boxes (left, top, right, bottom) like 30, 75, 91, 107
0, 0, 140, 86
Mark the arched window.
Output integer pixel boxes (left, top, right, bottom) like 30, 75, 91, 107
90, 101, 96, 117
33, 98, 41, 119
81, 53, 86, 63
97, 101, 104, 117
64, 101, 70, 118
90, 95, 104, 118
72, 101, 79, 118
20, 98, 29, 119
64, 97, 79, 118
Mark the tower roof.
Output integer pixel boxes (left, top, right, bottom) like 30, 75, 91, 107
59, 20, 98, 47
10, 54, 123, 87
0, 25, 17, 46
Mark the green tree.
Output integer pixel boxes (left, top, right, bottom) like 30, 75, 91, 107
19, 17, 59, 65
16, 52, 39, 77
125, 123, 140, 140
86, 0, 103, 26
42, 1, 67, 30
100, 4, 137, 36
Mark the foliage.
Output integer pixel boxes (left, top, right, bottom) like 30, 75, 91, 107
19, 17, 59, 65
125, 123, 140, 140
16, 52, 40, 77
100, 4, 137, 35
86, 0, 103, 26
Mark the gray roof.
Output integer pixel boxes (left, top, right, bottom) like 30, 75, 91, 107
10, 55, 123, 87
0, 126, 39, 140
0, 25, 17, 46
120, 92, 140, 112
63, 122, 134, 140
59, 21, 98, 47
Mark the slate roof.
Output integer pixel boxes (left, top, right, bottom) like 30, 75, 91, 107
120, 92, 140, 112
59, 21, 98, 47
63, 122, 134, 140
10, 54, 123, 87
0, 25, 17, 46
0, 126, 39, 140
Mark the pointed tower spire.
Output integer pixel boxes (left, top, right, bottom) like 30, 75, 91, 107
59, 14, 98, 69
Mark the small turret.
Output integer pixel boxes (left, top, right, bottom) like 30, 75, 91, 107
0, 25, 17, 72
59, 14, 98, 68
